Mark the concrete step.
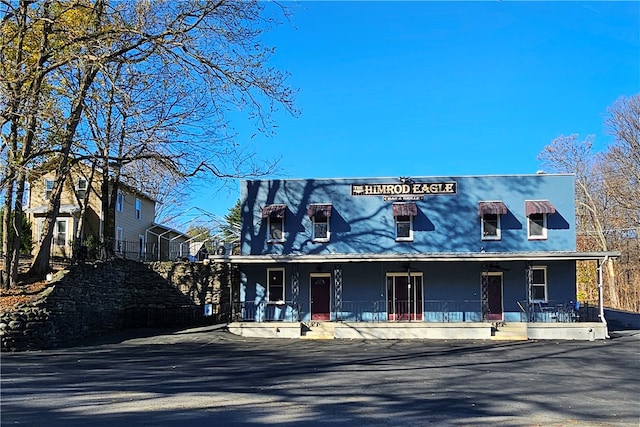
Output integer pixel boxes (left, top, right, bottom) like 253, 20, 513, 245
301, 322, 335, 340
491, 322, 528, 341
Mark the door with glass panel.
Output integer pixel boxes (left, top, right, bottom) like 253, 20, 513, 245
386, 273, 423, 321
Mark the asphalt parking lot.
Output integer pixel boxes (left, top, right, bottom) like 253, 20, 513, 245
1, 326, 639, 427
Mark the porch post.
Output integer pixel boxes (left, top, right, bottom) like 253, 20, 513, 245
481, 263, 489, 321
291, 265, 299, 321
334, 264, 342, 321
598, 257, 609, 338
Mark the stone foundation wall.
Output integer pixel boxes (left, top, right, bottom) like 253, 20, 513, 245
1, 259, 230, 352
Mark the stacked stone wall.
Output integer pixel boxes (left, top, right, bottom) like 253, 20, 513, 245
1, 259, 229, 352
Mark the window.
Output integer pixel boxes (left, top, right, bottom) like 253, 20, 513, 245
135, 198, 141, 220
269, 217, 283, 241
313, 216, 329, 241
139, 234, 145, 259
116, 227, 124, 254
482, 214, 500, 240
393, 203, 417, 242
262, 204, 286, 243
44, 179, 54, 200
395, 215, 413, 241
76, 178, 88, 200
308, 204, 332, 242
530, 266, 547, 302
478, 201, 507, 241
55, 220, 67, 246
116, 191, 124, 212
267, 268, 285, 303
36, 218, 44, 243
525, 200, 555, 240
528, 213, 547, 239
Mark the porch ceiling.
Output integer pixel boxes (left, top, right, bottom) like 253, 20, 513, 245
209, 251, 621, 264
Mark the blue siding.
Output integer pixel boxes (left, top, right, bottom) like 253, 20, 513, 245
241, 174, 576, 255
240, 261, 577, 323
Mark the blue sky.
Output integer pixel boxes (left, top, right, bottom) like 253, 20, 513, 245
190, 1, 639, 221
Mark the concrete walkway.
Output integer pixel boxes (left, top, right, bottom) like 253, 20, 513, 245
1, 325, 639, 426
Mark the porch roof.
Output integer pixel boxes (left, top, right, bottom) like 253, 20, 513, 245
209, 250, 621, 264
26, 204, 80, 215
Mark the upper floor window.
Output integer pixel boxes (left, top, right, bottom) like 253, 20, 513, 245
308, 204, 332, 242
526, 200, 556, 240
393, 202, 417, 242
479, 201, 508, 241
135, 198, 141, 220
530, 266, 547, 302
76, 178, 88, 200
44, 179, 54, 200
116, 191, 124, 212
262, 204, 286, 243
267, 268, 285, 303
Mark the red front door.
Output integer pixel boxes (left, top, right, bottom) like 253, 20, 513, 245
487, 274, 503, 321
311, 274, 331, 321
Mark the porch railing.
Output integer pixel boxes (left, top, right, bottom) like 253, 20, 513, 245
523, 300, 600, 323
230, 301, 303, 322
232, 299, 599, 323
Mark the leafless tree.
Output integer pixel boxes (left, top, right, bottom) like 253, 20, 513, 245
538, 94, 640, 311
1, 0, 297, 285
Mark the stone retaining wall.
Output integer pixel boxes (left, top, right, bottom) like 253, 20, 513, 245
1, 259, 230, 352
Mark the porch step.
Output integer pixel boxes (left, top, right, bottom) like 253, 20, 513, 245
491, 322, 528, 341
301, 321, 335, 340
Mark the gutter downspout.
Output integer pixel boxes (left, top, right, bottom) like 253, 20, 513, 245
598, 256, 609, 339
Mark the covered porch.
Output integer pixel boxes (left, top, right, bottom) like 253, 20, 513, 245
212, 251, 619, 340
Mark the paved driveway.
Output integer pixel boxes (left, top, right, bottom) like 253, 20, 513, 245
1, 326, 639, 426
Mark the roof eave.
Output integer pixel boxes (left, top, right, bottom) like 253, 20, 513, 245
208, 251, 621, 264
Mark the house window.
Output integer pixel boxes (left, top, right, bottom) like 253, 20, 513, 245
76, 178, 88, 200
530, 266, 547, 302
139, 234, 145, 259
393, 203, 417, 242
308, 204, 332, 242
269, 217, 283, 241
36, 218, 44, 243
116, 227, 124, 255
478, 201, 507, 241
116, 191, 124, 212
135, 198, 141, 220
267, 268, 285, 303
528, 213, 547, 240
262, 204, 286, 243
482, 214, 500, 240
55, 219, 67, 246
44, 179, 54, 200
525, 200, 556, 240
395, 215, 413, 240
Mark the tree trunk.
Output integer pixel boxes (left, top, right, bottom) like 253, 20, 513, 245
10, 173, 27, 286
1, 183, 14, 289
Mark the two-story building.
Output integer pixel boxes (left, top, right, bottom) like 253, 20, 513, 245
26, 164, 190, 261
216, 174, 619, 340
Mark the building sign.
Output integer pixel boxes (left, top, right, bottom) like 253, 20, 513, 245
351, 182, 457, 197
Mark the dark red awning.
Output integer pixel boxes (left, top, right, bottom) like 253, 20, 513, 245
307, 204, 332, 218
478, 201, 508, 216
393, 202, 418, 217
261, 204, 286, 218
525, 200, 556, 216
